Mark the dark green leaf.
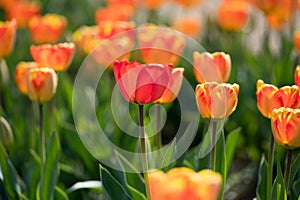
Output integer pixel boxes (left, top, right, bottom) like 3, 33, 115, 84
290, 153, 300, 184
256, 155, 268, 200
225, 127, 241, 175
54, 186, 69, 200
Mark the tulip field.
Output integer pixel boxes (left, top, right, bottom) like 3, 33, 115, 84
1, 0, 300, 199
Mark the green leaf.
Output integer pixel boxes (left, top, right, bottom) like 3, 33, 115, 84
271, 160, 287, 200
99, 164, 132, 200
67, 181, 102, 194
290, 153, 300, 184
256, 155, 268, 200
215, 130, 226, 200
225, 127, 241, 175
40, 132, 61, 200
161, 138, 177, 170
29, 150, 41, 200
54, 186, 69, 200
292, 180, 300, 199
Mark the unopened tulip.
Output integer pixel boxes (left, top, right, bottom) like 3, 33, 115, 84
29, 14, 67, 44
271, 107, 300, 149
172, 17, 201, 39
95, 5, 134, 23
193, 52, 231, 83
195, 82, 239, 119
149, 167, 222, 200
30, 43, 75, 71
114, 60, 172, 104
294, 31, 300, 54
0, 19, 17, 59
295, 66, 300, 87
15, 61, 38, 94
156, 68, 184, 103
27, 67, 58, 103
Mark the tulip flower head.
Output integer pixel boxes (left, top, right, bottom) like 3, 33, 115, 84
271, 107, 300, 149
15, 61, 38, 95
29, 14, 67, 44
114, 60, 172, 104
27, 67, 58, 103
193, 52, 231, 83
173, 0, 202, 8
195, 82, 239, 119
172, 17, 201, 39
249, 0, 277, 13
73, 26, 98, 54
149, 167, 222, 200
294, 31, 300, 55
0, 19, 17, 59
30, 43, 75, 71
295, 66, 300, 88
95, 5, 134, 23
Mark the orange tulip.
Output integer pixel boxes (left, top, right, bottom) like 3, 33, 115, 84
95, 5, 134, 23
6, 1, 40, 28
30, 43, 75, 71
156, 67, 184, 103
0, 0, 23, 10
293, 31, 300, 54
172, 17, 201, 39
298, 0, 300, 10
173, 0, 202, 8
249, 0, 277, 13
195, 82, 239, 119
149, 167, 222, 200
29, 14, 67, 44
138, 0, 165, 9
217, 0, 249, 32
113, 60, 172, 104
265, 0, 293, 29
271, 107, 300, 149
27, 67, 58, 103
15, 61, 38, 95
256, 80, 300, 118
193, 52, 231, 83
97, 20, 135, 40
73, 26, 99, 54
138, 24, 185, 65
295, 66, 300, 87
0, 19, 17, 59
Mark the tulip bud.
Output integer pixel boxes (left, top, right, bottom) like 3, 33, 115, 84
15, 61, 38, 95
27, 67, 58, 103
0, 116, 14, 149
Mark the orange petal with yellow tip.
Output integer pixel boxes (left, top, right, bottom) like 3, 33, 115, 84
15, 61, 38, 95
295, 65, 300, 87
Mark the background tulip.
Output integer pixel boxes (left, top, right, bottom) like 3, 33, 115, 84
294, 31, 300, 54
27, 67, 58, 103
95, 5, 134, 23
195, 82, 239, 119
172, 17, 201, 39
271, 108, 300, 149
0, 19, 17, 59
193, 52, 231, 83
15, 61, 38, 94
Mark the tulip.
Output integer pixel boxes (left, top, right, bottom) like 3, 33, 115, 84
95, 5, 134, 23
156, 68, 184, 103
294, 31, 300, 54
172, 17, 201, 39
217, 0, 249, 32
73, 26, 98, 54
97, 20, 135, 40
0, 0, 23, 10
256, 80, 300, 118
113, 60, 172, 104
271, 107, 300, 149
138, 24, 185, 65
173, 0, 202, 8
27, 67, 58, 103
193, 52, 231, 83
6, 1, 40, 28
295, 66, 300, 87
298, 0, 300, 10
0, 19, 17, 59
29, 14, 67, 44
249, 0, 276, 13
195, 82, 239, 119
138, 0, 165, 9
30, 43, 75, 71
265, 0, 293, 29
106, 0, 136, 7
15, 61, 38, 94
149, 167, 222, 200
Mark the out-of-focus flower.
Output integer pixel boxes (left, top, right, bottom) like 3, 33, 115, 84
172, 17, 201, 39
295, 66, 300, 87
256, 80, 300, 118
173, 0, 202, 8
137, 0, 165, 9
156, 67, 184, 103
106, 0, 136, 7
293, 30, 300, 54
195, 82, 239, 119
95, 5, 134, 23
29, 14, 67, 44
114, 60, 172, 104
271, 107, 300, 149
30, 43, 75, 71
265, 0, 293, 29
193, 52, 231, 83
6, 1, 40, 28
0, 0, 23, 10
217, 0, 249, 32
0, 19, 17, 59
15, 61, 38, 94
149, 167, 222, 200
138, 24, 185, 65
298, 0, 300, 10
97, 20, 135, 40
249, 0, 277, 13
73, 26, 98, 54
27, 67, 58, 103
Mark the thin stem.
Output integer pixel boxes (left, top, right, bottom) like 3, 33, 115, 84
267, 135, 275, 200
138, 104, 151, 200
210, 120, 217, 171
49, 97, 55, 135
39, 104, 45, 175
284, 149, 293, 192
156, 106, 162, 163
29, 100, 35, 150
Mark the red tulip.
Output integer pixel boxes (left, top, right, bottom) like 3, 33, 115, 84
295, 65, 300, 87
30, 43, 75, 71
15, 61, 38, 95
195, 82, 239, 119
113, 60, 172, 104
0, 19, 17, 59
271, 107, 300, 149
193, 52, 231, 83
29, 14, 67, 44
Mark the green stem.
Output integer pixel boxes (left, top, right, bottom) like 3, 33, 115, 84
138, 104, 151, 200
284, 149, 293, 192
156, 106, 162, 163
39, 104, 45, 183
210, 120, 217, 171
29, 100, 35, 150
267, 135, 275, 200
